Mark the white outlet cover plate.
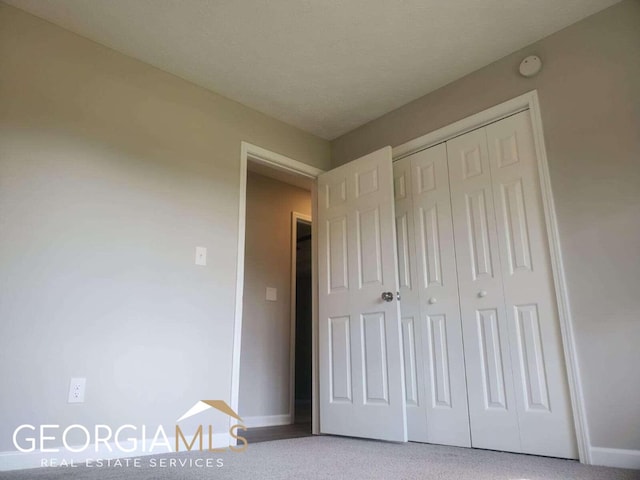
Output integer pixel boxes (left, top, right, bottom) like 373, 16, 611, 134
68, 377, 86, 403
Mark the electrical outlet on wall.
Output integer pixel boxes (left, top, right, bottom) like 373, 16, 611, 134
68, 378, 86, 403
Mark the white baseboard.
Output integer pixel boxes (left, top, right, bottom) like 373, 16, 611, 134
0, 433, 229, 472
590, 447, 640, 470
242, 414, 292, 428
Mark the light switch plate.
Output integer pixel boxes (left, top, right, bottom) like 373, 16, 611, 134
266, 287, 277, 301
195, 246, 207, 266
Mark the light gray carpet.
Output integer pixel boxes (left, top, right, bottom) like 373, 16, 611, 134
1, 436, 638, 479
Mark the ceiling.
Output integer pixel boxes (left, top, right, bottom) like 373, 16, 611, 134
6, 0, 620, 139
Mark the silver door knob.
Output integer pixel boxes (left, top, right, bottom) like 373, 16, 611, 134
381, 292, 394, 302
428, 297, 437, 304
478, 290, 488, 298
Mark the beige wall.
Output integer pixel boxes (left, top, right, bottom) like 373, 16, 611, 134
332, 0, 640, 452
0, 3, 329, 453
239, 172, 311, 420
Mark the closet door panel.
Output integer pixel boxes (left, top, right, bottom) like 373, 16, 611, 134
486, 112, 577, 459
446, 129, 521, 452
411, 144, 471, 447
394, 157, 428, 441
319, 147, 407, 442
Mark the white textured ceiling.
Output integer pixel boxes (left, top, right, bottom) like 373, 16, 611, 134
5, 0, 621, 139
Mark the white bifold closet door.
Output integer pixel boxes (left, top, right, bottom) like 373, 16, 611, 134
318, 146, 407, 442
394, 144, 471, 447
396, 111, 577, 459
448, 111, 576, 458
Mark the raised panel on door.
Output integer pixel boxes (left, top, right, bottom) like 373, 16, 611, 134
410, 144, 471, 447
329, 316, 352, 403
486, 112, 577, 458
393, 156, 427, 441
446, 128, 521, 452
319, 147, 407, 442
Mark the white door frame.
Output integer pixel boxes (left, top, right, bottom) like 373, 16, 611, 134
289, 212, 312, 423
231, 142, 324, 436
392, 90, 590, 464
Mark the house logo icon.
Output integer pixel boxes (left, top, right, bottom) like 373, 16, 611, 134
174, 400, 248, 453
177, 400, 243, 423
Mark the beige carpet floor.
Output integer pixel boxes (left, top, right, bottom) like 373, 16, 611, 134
1, 436, 638, 479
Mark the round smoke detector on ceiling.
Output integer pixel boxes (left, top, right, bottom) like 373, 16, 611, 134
519, 55, 542, 78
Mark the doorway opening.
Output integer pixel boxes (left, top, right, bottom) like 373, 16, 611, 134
232, 145, 322, 443
292, 213, 312, 427
245, 211, 313, 444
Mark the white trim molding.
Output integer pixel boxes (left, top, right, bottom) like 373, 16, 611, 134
242, 415, 293, 429
590, 447, 640, 470
392, 90, 591, 465
392, 93, 530, 160
231, 142, 324, 439
242, 142, 324, 178
310, 181, 320, 435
